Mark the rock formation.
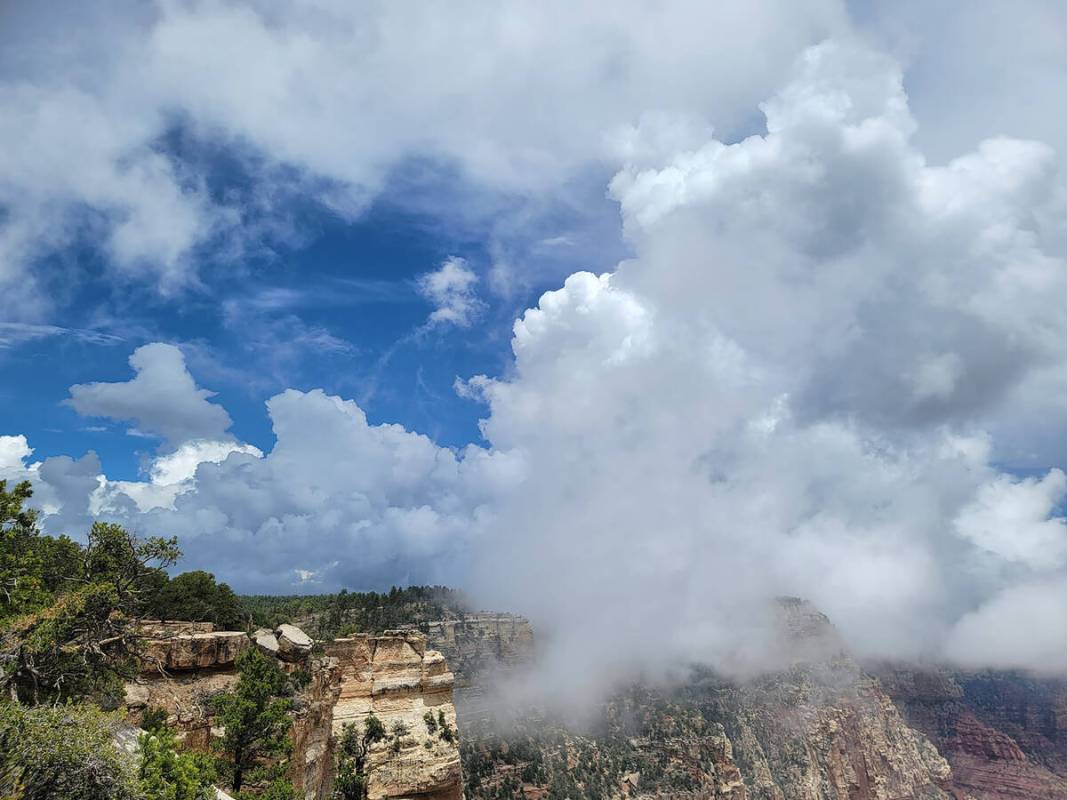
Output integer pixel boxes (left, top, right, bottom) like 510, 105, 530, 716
277, 623, 314, 662
876, 664, 1067, 799
325, 632, 463, 800
254, 627, 281, 657
125, 624, 465, 800
141, 630, 250, 672
457, 602, 954, 799
405, 613, 534, 725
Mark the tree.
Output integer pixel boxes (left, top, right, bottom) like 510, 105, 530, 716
138, 725, 217, 800
213, 647, 294, 794
79, 522, 179, 609
0, 480, 48, 621
333, 715, 386, 799
0, 521, 180, 705
0, 701, 140, 800
152, 570, 244, 630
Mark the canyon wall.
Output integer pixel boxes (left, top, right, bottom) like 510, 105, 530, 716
405, 614, 534, 725
455, 602, 954, 799
125, 625, 464, 800
876, 665, 1067, 800
325, 632, 464, 800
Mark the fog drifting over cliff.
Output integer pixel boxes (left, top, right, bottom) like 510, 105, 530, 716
5, 10, 1067, 690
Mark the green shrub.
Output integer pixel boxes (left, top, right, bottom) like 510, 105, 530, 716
0, 701, 139, 800
138, 725, 216, 800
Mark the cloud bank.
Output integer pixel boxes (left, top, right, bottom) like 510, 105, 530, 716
5, 33, 1067, 690
0, 0, 844, 316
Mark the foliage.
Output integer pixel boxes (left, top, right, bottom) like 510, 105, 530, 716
0, 480, 48, 621
0, 700, 140, 800
0, 516, 179, 705
212, 647, 294, 794
138, 725, 217, 800
1, 583, 128, 705
150, 570, 244, 630
252, 777, 296, 800
141, 706, 170, 734
333, 715, 386, 800
240, 585, 467, 639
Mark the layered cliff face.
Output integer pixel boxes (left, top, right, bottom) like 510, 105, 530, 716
876, 665, 1067, 800
407, 614, 534, 725
410, 614, 535, 686
125, 626, 464, 800
325, 632, 463, 800
457, 602, 953, 799
712, 665, 951, 800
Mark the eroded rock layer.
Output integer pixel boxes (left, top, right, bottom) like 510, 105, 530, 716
877, 665, 1067, 799
125, 627, 465, 800
325, 632, 463, 800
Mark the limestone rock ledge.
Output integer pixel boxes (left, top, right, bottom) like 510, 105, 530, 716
141, 630, 251, 672
325, 631, 463, 800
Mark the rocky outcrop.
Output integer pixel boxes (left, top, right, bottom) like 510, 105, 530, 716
254, 627, 281, 657
406, 614, 534, 725
125, 666, 240, 750
125, 625, 464, 800
139, 620, 217, 637
141, 630, 250, 672
876, 664, 1067, 799
325, 631, 463, 800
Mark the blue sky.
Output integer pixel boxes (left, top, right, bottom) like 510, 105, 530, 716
1, 150, 627, 482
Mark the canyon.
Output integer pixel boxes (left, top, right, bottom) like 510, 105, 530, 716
410, 602, 1067, 800
123, 604, 1067, 800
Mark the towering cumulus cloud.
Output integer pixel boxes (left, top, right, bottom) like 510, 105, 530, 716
464, 41, 1067, 681
9, 40, 1067, 688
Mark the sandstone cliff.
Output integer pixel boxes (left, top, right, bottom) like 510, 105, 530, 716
125, 625, 465, 800
876, 664, 1067, 799
325, 632, 463, 800
406, 614, 534, 724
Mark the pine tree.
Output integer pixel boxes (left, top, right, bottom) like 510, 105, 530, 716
212, 648, 293, 793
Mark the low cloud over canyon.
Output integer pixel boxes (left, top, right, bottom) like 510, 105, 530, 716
6, 36, 1067, 694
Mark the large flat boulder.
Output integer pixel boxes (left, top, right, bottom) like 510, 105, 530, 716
254, 627, 280, 658
275, 623, 313, 661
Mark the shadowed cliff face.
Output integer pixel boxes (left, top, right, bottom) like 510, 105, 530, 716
875, 665, 1067, 800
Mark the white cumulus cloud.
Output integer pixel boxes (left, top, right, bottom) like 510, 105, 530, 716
417, 257, 483, 329
67, 343, 233, 448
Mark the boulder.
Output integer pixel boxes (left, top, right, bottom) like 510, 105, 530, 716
253, 627, 280, 658
275, 623, 313, 661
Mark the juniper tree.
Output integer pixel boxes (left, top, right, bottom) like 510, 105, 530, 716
212, 647, 294, 793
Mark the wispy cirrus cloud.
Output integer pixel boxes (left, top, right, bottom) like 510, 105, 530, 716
0, 322, 123, 349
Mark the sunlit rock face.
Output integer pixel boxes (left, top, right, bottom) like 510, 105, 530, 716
125, 625, 464, 800
325, 631, 463, 800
